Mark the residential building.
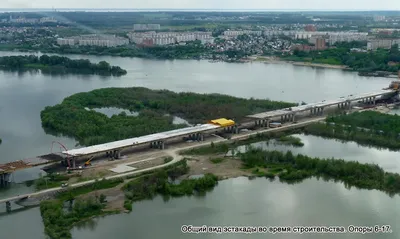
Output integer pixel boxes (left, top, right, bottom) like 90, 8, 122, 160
367, 39, 400, 50
373, 16, 386, 22
133, 24, 161, 31
315, 38, 326, 50
223, 30, 262, 38
127, 31, 213, 46
57, 34, 129, 47
304, 25, 317, 32
40, 17, 57, 23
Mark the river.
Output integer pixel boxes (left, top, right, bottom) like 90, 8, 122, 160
0, 52, 397, 238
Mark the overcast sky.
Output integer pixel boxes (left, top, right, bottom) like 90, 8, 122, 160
0, 0, 399, 10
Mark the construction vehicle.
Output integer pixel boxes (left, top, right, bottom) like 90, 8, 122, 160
389, 81, 400, 90
84, 156, 94, 167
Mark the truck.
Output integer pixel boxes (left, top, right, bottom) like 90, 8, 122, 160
269, 122, 282, 128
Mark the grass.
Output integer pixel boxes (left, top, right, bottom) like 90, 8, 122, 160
210, 158, 226, 164
276, 136, 304, 147
57, 178, 124, 201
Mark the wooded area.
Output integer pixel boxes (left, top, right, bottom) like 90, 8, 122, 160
40, 87, 295, 146
0, 55, 127, 76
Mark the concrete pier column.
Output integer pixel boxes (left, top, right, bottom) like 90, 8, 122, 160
200, 133, 204, 141
373, 97, 376, 105
117, 151, 121, 159
281, 115, 284, 122
266, 119, 270, 128
72, 159, 76, 169
6, 201, 11, 213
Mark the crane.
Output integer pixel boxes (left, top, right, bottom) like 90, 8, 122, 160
84, 156, 94, 167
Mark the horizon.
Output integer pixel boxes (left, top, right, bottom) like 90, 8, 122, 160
0, 8, 400, 12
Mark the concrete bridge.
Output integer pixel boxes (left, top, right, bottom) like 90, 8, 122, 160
247, 89, 397, 126
0, 88, 398, 185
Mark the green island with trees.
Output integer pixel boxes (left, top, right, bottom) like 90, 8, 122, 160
0, 55, 127, 76
40, 87, 296, 146
237, 147, 400, 195
283, 43, 400, 75
181, 141, 400, 196
303, 111, 400, 150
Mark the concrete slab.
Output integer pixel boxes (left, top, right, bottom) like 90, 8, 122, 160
109, 164, 137, 173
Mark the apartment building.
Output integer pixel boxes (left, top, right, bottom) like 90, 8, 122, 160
223, 30, 262, 38
133, 24, 161, 31
127, 31, 213, 46
263, 30, 368, 43
367, 39, 400, 51
57, 34, 129, 47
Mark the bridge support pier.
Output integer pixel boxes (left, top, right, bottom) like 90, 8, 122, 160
0, 173, 10, 187
6, 201, 11, 213
151, 141, 165, 149
255, 119, 269, 128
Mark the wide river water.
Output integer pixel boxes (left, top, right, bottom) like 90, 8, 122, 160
0, 52, 398, 238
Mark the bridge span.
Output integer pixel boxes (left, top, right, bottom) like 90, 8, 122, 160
0, 88, 398, 181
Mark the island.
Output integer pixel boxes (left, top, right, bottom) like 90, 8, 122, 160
0, 55, 127, 76
36, 88, 400, 238
305, 111, 400, 150
40, 87, 296, 146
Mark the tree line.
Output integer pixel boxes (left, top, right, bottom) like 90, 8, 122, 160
304, 122, 400, 150
239, 147, 400, 196
0, 55, 127, 76
289, 44, 400, 73
326, 111, 400, 136
40, 87, 295, 146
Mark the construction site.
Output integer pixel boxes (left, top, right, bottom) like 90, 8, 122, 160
0, 85, 400, 189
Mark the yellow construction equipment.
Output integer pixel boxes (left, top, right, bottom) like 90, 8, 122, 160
389, 81, 400, 90
84, 156, 94, 167
208, 118, 235, 127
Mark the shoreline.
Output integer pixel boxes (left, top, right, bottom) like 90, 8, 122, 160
248, 56, 348, 69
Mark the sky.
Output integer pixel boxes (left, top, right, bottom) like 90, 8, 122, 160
0, 0, 399, 11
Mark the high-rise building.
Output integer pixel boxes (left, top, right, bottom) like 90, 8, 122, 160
304, 25, 317, 32
315, 38, 326, 50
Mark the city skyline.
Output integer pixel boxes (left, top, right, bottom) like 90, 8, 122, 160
0, 0, 399, 11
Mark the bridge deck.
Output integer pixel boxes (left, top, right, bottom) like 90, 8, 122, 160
247, 89, 395, 119
62, 124, 221, 157
0, 157, 51, 174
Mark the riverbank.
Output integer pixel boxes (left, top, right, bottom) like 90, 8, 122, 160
249, 56, 349, 69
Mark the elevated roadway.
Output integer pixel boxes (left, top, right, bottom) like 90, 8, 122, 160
0, 116, 326, 206
0, 88, 398, 178
247, 89, 395, 120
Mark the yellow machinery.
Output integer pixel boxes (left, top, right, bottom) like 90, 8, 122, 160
84, 156, 94, 167
389, 81, 400, 90
208, 118, 235, 127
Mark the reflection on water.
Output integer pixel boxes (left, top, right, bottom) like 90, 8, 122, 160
71, 177, 400, 239
236, 134, 400, 174
85, 107, 139, 117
